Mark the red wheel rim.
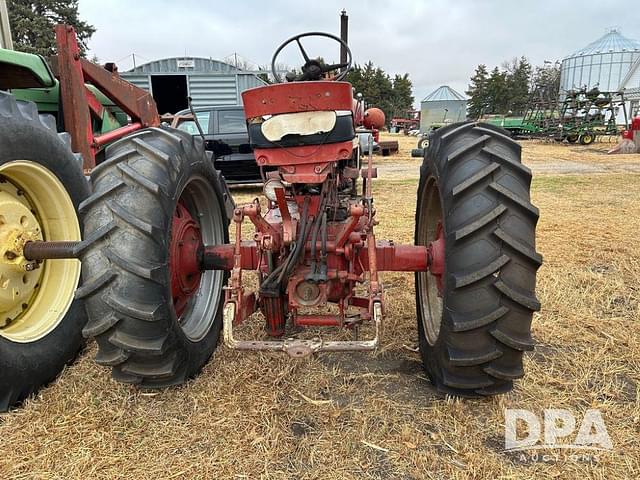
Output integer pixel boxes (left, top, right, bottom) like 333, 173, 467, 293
428, 221, 445, 296
169, 201, 203, 317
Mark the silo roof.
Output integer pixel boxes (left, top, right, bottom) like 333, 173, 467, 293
566, 29, 640, 58
422, 85, 466, 102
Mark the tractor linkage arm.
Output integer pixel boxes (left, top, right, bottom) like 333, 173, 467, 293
52, 25, 160, 172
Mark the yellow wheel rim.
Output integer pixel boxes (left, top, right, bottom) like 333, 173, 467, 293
0, 161, 81, 343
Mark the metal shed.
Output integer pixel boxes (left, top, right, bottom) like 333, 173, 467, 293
120, 57, 267, 115
420, 86, 467, 132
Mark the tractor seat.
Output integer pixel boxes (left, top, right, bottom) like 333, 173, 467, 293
248, 111, 355, 149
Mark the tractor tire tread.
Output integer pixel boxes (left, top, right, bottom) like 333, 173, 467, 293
0, 91, 89, 412
105, 247, 165, 283
74, 270, 116, 299
80, 126, 228, 388
415, 121, 541, 397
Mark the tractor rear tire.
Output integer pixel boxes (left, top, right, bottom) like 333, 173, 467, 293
80, 127, 230, 387
415, 122, 541, 397
0, 92, 89, 411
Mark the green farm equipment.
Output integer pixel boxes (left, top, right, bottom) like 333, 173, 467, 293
483, 86, 628, 144
2, 47, 127, 139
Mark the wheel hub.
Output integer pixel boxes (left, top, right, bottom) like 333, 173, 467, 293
170, 201, 203, 317
427, 221, 445, 296
0, 183, 43, 328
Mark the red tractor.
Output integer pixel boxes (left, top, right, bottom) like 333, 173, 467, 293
0, 29, 540, 410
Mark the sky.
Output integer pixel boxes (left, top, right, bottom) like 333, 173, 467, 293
78, 0, 640, 107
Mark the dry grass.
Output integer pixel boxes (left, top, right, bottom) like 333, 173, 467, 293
1, 142, 639, 479
378, 132, 421, 164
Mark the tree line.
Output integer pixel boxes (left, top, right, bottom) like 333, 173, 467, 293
346, 62, 414, 125
7, 0, 95, 56
7, 1, 415, 127
466, 57, 561, 119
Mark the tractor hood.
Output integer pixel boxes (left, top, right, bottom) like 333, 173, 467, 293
0, 47, 56, 90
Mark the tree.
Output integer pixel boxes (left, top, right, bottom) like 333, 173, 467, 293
532, 62, 561, 102
486, 67, 508, 114
346, 61, 414, 126
8, 0, 95, 57
467, 57, 535, 116
392, 73, 414, 117
466, 64, 489, 119
503, 56, 532, 115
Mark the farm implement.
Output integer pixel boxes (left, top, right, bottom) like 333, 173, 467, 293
486, 85, 629, 144
1, 24, 541, 411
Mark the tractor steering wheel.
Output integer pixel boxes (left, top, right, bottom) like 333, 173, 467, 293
271, 32, 353, 83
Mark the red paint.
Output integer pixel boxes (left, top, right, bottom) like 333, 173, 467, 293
623, 116, 640, 139
202, 243, 258, 270
55, 24, 94, 168
363, 108, 385, 129
294, 315, 340, 327
427, 222, 445, 295
254, 140, 352, 166
54, 24, 160, 170
93, 123, 143, 148
261, 295, 287, 337
242, 81, 354, 118
357, 242, 429, 272
203, 241, 430, 274
170, 202, 203, 317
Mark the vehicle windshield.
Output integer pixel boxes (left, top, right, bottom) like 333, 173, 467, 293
218, 109, 247, 134
177, 111, 210, 135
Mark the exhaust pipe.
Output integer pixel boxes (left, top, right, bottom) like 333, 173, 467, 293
340, 9, 348, 72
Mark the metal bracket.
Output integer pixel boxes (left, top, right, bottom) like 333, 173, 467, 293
223, 301, 382, 358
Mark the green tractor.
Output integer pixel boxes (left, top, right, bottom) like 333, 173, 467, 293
2, 47, 127, 133
0, 25, 161, 411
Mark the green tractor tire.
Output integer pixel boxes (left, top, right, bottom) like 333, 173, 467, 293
0, 91, 89, 412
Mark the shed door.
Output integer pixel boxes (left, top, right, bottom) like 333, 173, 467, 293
151, 75, 188, 115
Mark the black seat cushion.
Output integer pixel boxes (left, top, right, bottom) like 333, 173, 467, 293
248, 114, 355, 149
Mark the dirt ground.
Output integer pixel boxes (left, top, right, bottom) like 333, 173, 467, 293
1, 137, 639, 479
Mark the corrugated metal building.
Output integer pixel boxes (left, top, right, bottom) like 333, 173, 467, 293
560, 29, 640, 95
420, 86, 467, 132
120, 57, 267, 115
